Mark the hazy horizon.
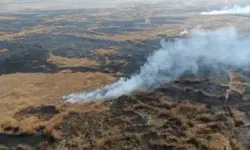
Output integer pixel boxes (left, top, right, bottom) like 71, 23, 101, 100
1, 0, 249, 13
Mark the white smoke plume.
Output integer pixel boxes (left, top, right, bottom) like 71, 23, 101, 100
179, 29, 189, 36
63, 27, 250, 103
145, 18, 151, 24
201, 5, 250, 15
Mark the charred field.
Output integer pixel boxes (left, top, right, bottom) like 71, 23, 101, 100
1, 4, 250, 150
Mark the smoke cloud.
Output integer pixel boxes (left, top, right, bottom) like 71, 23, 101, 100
201, 5, 250, 15
63, 27, 250, 103
145, 18, 151, 24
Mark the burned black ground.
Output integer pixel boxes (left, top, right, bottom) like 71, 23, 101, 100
1, 6, 250, 150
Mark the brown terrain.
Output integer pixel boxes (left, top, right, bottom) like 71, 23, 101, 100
0, 1, 250, 150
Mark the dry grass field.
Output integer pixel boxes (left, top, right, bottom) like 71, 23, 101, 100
0, 1, 250, 149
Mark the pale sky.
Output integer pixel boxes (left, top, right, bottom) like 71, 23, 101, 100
1, 0, 249, 13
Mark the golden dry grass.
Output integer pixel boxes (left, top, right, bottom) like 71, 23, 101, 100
183, 15, 250, 32
0, 16, 17, 20
227, 71, 250, 96
75, 32, 157, 41
209, 133, 231, 150
66, 100, 107, 113
93, 48, 118, 56
0, 25, 68, 41
229, 108, 245, 127
44, 14, 88, 23
131, 100, 240, 150
95, 133, 143, 149
47, 53, 98, 67
0, 72, 116, 132
77, 15, 250, 41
